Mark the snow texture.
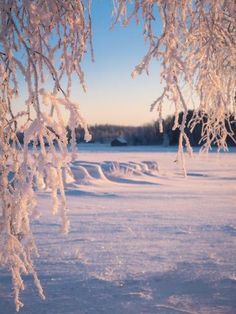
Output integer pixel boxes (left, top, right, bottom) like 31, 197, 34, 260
0, 145, 236, 314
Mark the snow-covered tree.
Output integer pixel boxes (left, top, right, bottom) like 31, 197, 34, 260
0, 0, 235, 311
0, 1, 92, 310
113, 0, 236, 172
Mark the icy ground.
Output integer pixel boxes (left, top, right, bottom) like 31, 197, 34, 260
1, 145, 236, 314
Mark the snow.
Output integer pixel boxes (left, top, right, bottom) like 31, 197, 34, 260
0, 145, 236, 313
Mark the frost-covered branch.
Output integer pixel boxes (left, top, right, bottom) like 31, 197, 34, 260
113, 0, 236, 159
0, 0, 92, 310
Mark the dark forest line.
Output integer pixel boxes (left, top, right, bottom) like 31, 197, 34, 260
70, 110, 236, 147
17, 110, 236, 147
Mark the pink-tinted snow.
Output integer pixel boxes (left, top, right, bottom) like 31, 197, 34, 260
1, 145, 236, 314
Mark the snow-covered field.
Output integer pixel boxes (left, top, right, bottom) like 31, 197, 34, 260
1, 145, 236, 314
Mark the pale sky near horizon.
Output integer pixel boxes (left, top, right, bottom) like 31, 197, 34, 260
71, 1, 167, 126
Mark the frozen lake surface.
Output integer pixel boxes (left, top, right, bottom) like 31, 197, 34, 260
0, 145, 236, 313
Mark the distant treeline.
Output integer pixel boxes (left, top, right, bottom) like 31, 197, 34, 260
17, 110, 236, 146
70, 110, 236, 146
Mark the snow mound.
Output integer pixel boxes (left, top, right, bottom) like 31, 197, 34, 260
70, 165, 94, 185
68, 160, 159, 186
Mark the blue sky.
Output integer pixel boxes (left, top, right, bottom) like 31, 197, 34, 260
71, 0, 165, 126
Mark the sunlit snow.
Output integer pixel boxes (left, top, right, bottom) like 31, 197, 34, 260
1, 145, 236, 314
